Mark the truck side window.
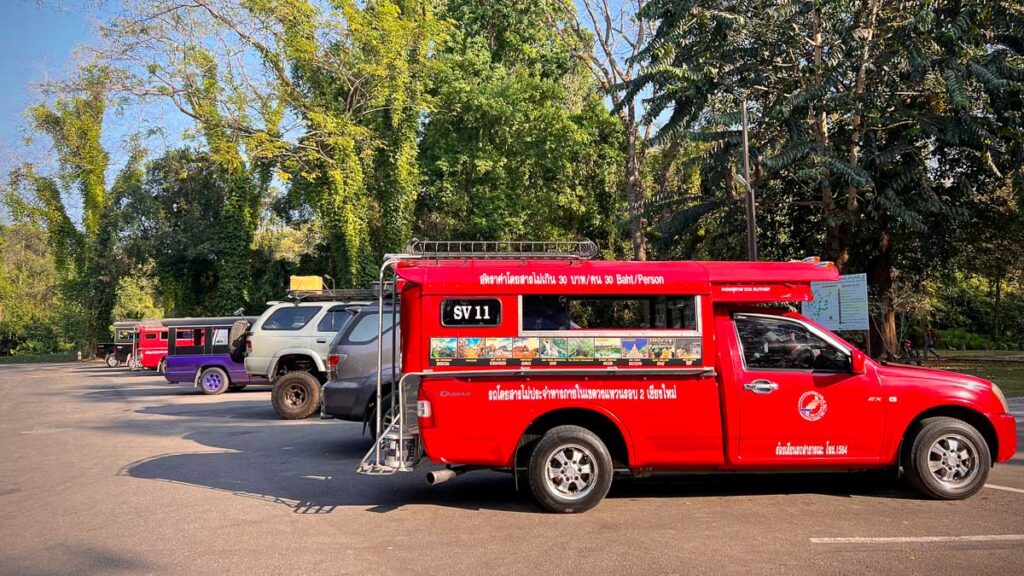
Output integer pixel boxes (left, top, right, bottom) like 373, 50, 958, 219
734, 315, 850, 372
522, 295, 697, 331
261, 306, 320, 331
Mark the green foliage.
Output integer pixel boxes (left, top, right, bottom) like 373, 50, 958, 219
112, 271, 165, 322
416, 0, 625, 248
18, 70, 127, 351
939, 328, 994, 351
0, 222, 71, 354
627, 0, 1024, 354
120, 148, 245, 316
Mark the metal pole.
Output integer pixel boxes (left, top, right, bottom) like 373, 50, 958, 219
741, 98, 758, 261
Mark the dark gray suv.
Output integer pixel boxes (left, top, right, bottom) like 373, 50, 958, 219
321, 305, 398, 434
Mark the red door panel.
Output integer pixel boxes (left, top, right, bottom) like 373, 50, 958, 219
726, 313, 884, 467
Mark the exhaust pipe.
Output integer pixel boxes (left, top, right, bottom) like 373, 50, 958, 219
426, 466, 476, 485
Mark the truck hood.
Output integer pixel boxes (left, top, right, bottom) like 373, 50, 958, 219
876, 362, 993, 390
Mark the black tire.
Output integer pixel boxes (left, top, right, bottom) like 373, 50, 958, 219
228, 320, 249, 364
271, 371, 322, 420
527, 425, 613, 513
197, 367, 231, 395
365, 397, 394, 439
105, 354, 119, 368
906, 417, 991, 500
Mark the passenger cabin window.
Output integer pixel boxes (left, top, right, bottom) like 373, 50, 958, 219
262, 306, 319, 331
145, 333, 157, 340
734, 315, 850, 371
160, 331, 168, 340
521, 295, 697, 332
212, 329, 228, 347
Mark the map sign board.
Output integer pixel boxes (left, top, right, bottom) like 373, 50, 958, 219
801, 273, 869, 331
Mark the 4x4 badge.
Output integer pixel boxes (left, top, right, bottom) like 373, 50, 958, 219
798, 391, 827, 422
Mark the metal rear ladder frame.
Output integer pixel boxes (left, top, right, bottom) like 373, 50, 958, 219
357, 239, 599, 475
358, 255, 421, 475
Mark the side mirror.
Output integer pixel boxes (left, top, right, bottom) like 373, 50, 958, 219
850, 349, 867, 374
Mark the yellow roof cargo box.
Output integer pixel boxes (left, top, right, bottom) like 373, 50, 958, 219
289, 275, 324, 291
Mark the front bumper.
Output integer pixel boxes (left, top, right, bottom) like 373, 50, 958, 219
992, 412, 1018, 463
322, 379, 371, 421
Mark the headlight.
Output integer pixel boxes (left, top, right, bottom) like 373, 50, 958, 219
992, 383, 1010, 413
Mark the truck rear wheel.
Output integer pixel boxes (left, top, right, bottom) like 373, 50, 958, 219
906, 417, 990, 500
527, 425, 613, 513
198, 367, 230, 395
105, 354, 119, 368
272, 371, 322, 419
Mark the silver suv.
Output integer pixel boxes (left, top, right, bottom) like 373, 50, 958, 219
244, 291, 376, 419
321, 304, 398, 435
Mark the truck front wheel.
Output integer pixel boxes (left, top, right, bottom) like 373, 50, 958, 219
105, 354, 119, 368
272, 371, 322, 419
527, 425, 613, 513
906, 417, 991, 500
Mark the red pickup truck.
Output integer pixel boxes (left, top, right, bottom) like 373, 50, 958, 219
357, 241, 1017, 513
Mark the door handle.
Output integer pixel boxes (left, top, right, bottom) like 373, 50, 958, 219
743, 380, 779, 394
316, 338, 327, 343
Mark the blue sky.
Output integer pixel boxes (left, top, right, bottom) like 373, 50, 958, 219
0, 1, 99, 153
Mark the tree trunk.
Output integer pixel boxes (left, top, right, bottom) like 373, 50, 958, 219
625, 121, 646, 261
867, 216, 896, 359
993, 267, 1003, 338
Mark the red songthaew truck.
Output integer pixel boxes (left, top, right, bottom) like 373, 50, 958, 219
357, 240, 1016, 513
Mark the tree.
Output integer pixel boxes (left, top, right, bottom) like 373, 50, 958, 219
0, 222, 66, 354
120, 148, 239, 316
626, 0, 1024, 356
550, 0, 654, 259
99, 0, 440, 287
416, 0, 626, 250
15, 67, 138, 352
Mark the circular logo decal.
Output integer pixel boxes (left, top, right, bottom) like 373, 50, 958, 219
798, 391, 827, 422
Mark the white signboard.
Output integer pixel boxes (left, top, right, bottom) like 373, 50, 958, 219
802, 273, 869, 331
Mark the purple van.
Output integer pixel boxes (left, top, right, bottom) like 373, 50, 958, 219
163, 317, 269, 395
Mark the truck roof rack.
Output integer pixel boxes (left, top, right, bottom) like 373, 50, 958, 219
282, 283, 394, 303
404, 238, 598, 260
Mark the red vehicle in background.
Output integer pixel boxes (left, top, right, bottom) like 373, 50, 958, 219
357, 240, 1016, 513
136, 321, 203, 373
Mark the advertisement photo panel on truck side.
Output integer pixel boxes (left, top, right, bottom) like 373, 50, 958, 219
356, 240, 1017, 513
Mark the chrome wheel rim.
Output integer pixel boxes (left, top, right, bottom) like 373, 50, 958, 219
928, 433, 979, 488
544, 443, 597, 501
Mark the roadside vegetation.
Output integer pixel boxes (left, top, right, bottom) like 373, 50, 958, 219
921, 351, 1024, 397
1, 0, 1022, 362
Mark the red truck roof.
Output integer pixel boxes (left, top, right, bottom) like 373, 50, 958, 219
395, 259, 838, 302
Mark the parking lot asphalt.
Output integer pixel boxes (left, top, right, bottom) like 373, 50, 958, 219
1, 363, 1022, 576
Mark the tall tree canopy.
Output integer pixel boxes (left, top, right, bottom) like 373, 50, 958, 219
626, 0, 1024, 354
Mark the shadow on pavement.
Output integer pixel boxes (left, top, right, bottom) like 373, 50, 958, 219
120, 421, 535, 514
0, 544, 149, 576
137, 400, 279, 420
116, 397, 922, 514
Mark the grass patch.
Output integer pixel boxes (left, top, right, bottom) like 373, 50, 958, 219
0, 353, 78, 365
923, 355, 1024, 397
